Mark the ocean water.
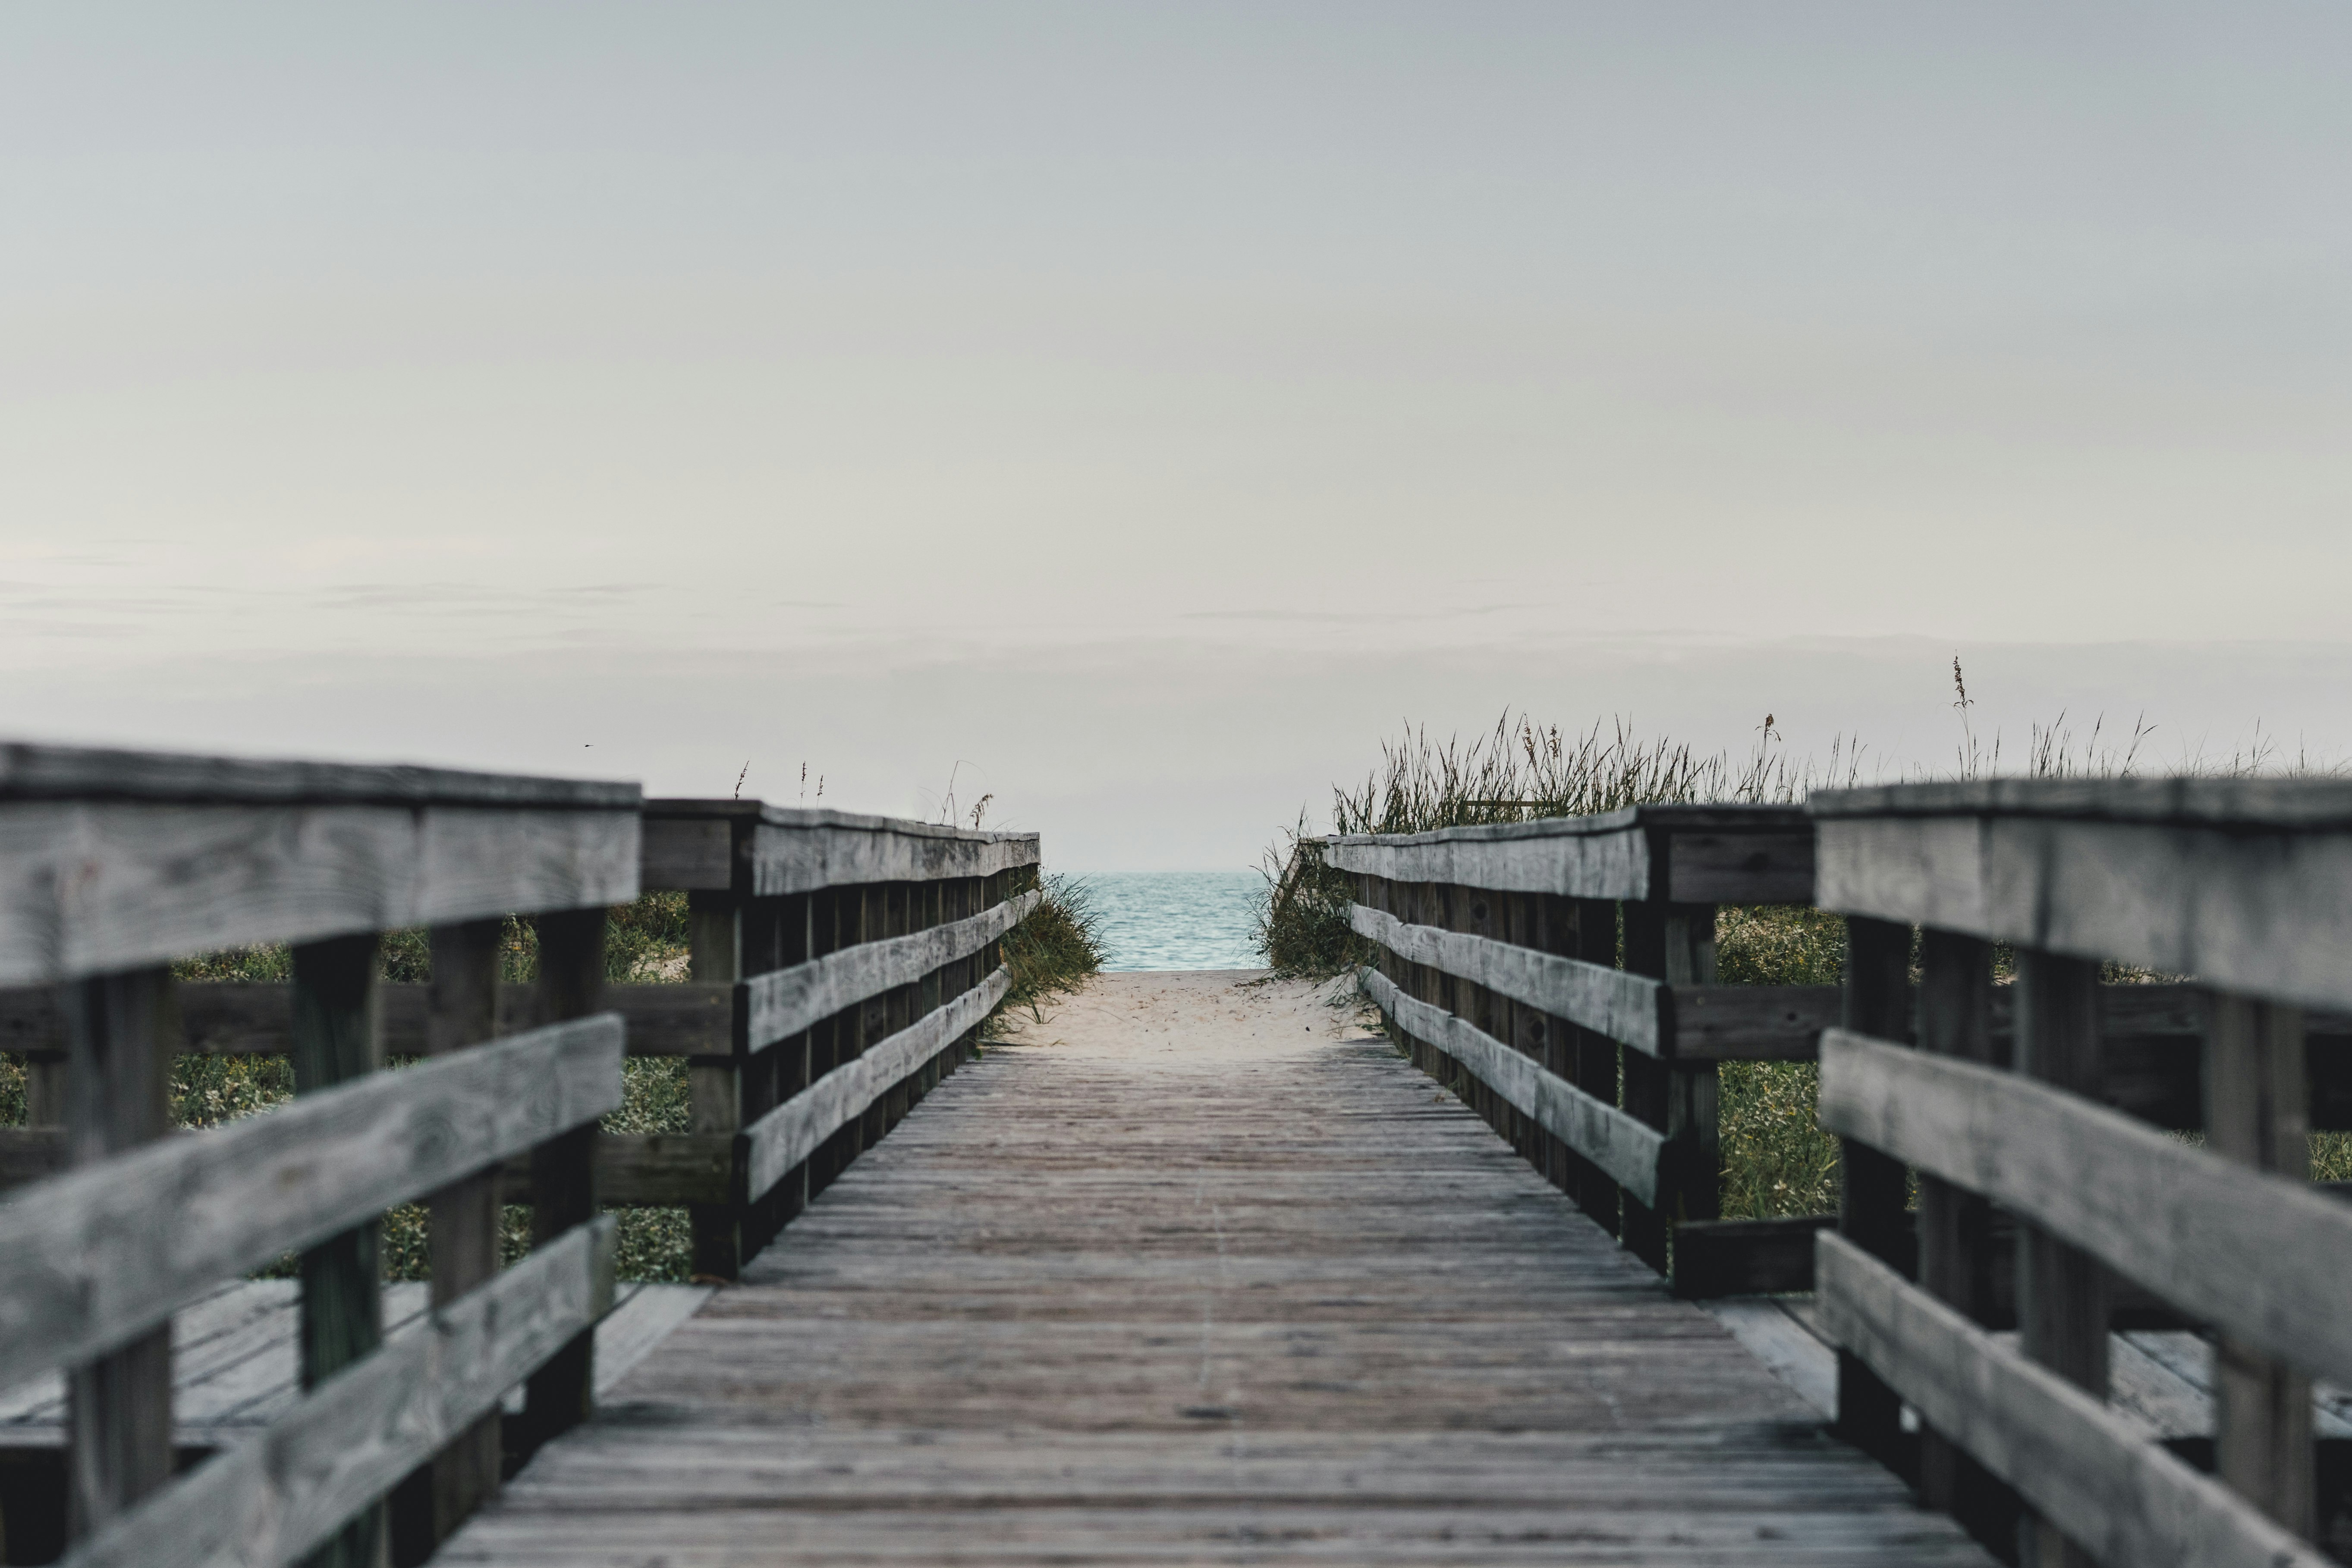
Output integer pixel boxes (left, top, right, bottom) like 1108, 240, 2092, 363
1081, 871, 1264, 971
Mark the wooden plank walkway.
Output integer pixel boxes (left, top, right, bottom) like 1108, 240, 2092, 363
440, 973, 1995, 1565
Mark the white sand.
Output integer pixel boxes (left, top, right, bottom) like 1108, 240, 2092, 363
988, 968, 1381, 1072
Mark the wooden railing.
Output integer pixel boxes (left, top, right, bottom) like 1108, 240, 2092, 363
1810, 779, 2352, 1567
0, 801, 1041, 1279
0, 749, 1044, 1566
636, 799, 1040, 1277
1325, 806, 1814, 1273
0, 742, 639, 1568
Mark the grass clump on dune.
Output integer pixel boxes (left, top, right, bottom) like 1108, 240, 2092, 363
990, 872, 1109, 1034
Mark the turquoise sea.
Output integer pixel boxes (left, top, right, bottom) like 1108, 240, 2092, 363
1081, 871, 1264, 971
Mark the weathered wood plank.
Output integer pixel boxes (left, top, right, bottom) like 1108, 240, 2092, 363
0, 802, 640, 987
1813, 785, 2352, 1012
639, 802, 1039, 896
1350, 902, 1666, 1054
423, 920, 506, 1546
61, 966, 177, 1541
1324, 806, 1811, 902
0, 743, 637, 811
1816, 1232, 2327, 1568
0, 1014, 623, 1387
744, 890, 1039, 1050
1817, 1027, 2352, 1389
522, 909, 607, 1451
740, 968, 1011, 1200
1360, 965, 1664, 1205
2206, 992, 2315, 1535
57, 1218, 618, 1568
289, 933, 386, 1568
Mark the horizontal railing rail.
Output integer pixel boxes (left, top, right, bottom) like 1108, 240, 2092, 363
640, 798, 1043, 1279
1330, 804, 1811, 1277
1808, 776, 2352, 1566
0, 740, 640, 1568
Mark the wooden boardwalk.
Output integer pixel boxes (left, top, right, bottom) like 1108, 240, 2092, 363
440, 973, 1993, 1565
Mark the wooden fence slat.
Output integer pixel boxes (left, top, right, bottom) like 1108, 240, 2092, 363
2012, 949, 2110, 1568
1349, 904, 1666, 1055
1360, 966, 1665, 1206
1813, 796, 2352, 1013
742, 889, 1040, 1050
1912, 928, 2014, 1546
1833, 915, 1909, 1467
686, 892, 745, 1280
2207, 992, 2316, 1536
1816, 1232, 2328, 1568
0, 803, 638, 989
1817, 1028, 2352, 1390
422, 919, 505, 1546
57, 1217, 618, 1568
740, 968, 1011, 1201
521, 909, 606, 1453
0, 1014, 624, 1388
60, 967, 177, 1542
289, 933, 386, 1568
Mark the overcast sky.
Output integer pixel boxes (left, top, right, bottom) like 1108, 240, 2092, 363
5, 3, 2348, 867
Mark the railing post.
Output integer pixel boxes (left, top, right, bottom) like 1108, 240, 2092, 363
686, 890, 745, 1280
522, 907, 607, 1450
1833, 915, 1908, 1469
2207, 991, 2315, 1537
2012, 948, 2107, 1568
1566, 897, 1618, 1230
1914, 929, 2016, 1549
61, 965, 177, 1544
1622, 902, 1714, 1269
289, 933, 386, 1568
423, 918, 507, 1546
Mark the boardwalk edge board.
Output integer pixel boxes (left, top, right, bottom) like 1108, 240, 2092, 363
1817, 1027, 2352, 1389
1816, 1233, 2326, 1568
0, 1014, 624, 1386
60, 1216, 618, 1568
742, 966, 1011, 1200
743, 889, 1041, 1050
1361, 965, 1664, 1205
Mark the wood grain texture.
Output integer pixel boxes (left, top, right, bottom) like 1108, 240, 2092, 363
56, 1218, 618, 1568
0, 801, 640, 987
1362, 965, 1665, 1205
1817, 1027, 2352, 1389
0, 1014, 624, 1387
740, 967, 1010, 1200
0, 742, 638, 811
431, 979, 1988, 1568
742, 889, 1039, 1050
1351, 902, 1666, 1055
1816, 1233, 2327, 1568
638, 801, 1039, 896
1814, 806, 2352, 1012
1325, 806, 1811, 902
